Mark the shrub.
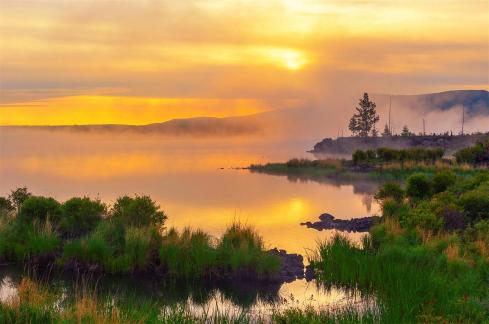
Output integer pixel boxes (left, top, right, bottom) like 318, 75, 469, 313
455, 140, 489, 165
458, 188, 489, 222
0, 197, 14, 216
112, 195, 167, 228
440, 206, 466, 231
61, 220, 126, 270
0, 220, 60, 261
366, 149, 376, 160
376, 147, 399, 162
406, 174, 432, 200
432, 171, 456, 194
18, 196, 62, 225
60, 197, 105, 237
352, 150, 368, 165
374, 182, 404, 203
407, 202, 443, 232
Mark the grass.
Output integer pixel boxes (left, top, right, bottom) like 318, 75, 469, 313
310, 233, 489, 323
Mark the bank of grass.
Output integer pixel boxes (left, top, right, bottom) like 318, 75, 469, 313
310, 169, 489, 322
0, 192, 280, 281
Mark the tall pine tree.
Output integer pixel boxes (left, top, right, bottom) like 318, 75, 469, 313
348, 93, 380, 137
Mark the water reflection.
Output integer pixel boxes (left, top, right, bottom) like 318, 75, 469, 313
0, 128, 381, 308
0, 266, 375, 317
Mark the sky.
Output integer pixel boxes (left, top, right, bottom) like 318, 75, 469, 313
0, 0, 488, 126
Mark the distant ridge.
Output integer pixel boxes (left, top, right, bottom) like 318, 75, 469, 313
2, 90, 488, 138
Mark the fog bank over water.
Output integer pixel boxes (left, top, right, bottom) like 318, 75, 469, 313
3, 90, 487, 140
0, 127, 375, 257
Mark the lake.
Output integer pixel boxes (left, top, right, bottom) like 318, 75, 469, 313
0, 128, 380, 314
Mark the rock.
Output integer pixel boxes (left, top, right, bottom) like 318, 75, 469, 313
304, 264, 315, 282
268, 248, 305, 282
301, 213, 380, 232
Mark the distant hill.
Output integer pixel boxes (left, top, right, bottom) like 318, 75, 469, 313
375, 90, 489, 117
2, 90, 488, 139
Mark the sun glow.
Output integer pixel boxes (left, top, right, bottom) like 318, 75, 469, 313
265, 49, 309, 71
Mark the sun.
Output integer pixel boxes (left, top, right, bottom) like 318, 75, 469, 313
263, 48, 309, 71
281, 51, 308, 70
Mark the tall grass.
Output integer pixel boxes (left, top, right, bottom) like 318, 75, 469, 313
217, 223, 281, 277
159, 227, 216, 278
310, 233, 489, 323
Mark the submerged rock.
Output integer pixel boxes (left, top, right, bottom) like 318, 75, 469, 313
301, 213, 380, 232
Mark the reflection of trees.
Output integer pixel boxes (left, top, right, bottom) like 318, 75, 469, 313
249, 169, 382, 196
362, 195, 373, 213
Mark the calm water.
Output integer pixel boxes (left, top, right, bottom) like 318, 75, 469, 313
0, 128, 380, 313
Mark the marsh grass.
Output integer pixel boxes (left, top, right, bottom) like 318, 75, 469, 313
310, 232, 489, 323
158, 223, 281, 279
217, 223, 280, 276
159, 227, 217, 278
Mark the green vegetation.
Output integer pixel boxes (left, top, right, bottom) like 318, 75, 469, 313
455, 140, 489, 166
0, 191, 279, 280
352, 147, 444, 165
310, 169, 489, 322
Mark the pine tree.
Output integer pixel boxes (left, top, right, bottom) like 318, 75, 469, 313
381, 123, 391, 137
372, 127, 378, 137
348, 93, 380, 137
401, 125, 411, 137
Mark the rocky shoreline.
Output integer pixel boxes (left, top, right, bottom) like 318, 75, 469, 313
301, 213, 381, 232
267, 248, 315, 282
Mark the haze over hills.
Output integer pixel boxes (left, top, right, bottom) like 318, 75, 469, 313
2, 90, 488, 140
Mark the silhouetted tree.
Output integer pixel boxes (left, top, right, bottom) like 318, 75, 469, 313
9, 187, 31, 211
381, 123, 391, 137
348, 93, 379, 137
401, 125, 412, 137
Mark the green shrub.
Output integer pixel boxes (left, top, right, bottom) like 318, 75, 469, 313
432, 171, 456, 194
0, 220, 60, 261
0, 197, 14, 216
455, 140, 489, 165
352, 150, 368, 165
406, 173, 432, 200
376, 147, 399, 162
407, 202, 443, 232
366, 149, 376, 160
458, 188, 489, 222
374, 182, 404, 203
18, 196, 62, 225
61, 219, 125, 269
60, 197, 105, 237
112, 195, 167, 228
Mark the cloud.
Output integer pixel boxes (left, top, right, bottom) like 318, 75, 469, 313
0, 0, 487, 127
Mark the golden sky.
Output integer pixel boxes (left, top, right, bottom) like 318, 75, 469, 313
0, 0, 488, 125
